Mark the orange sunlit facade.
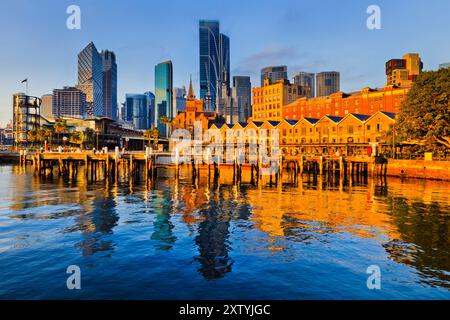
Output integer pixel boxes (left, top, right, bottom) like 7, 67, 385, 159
283, 85, 410, 120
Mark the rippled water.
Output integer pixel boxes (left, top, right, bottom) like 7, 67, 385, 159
0, 164, 449, 299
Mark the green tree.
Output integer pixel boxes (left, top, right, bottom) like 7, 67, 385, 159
144, 128, 159, 148
396, 68, 450, 150
160, 116, 173, 134
54, 120, 68, 145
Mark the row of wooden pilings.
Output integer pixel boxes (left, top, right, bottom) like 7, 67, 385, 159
19, 149, 387, 187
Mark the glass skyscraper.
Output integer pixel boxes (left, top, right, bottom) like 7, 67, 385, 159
232, 76, 251, 122
294, 72, 315, 98
77, 42, 103, 117
101, 50, 117, 121
154, 61, 173, 137
199, 20, 230, 112
125, 94, 149, 130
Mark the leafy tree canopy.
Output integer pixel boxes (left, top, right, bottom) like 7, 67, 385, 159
396, 68, 450, 149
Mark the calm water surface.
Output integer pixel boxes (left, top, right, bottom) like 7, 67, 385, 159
0, 164, 449, 299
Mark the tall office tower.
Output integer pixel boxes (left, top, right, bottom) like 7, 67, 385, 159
77, 42, 103, 117
232, 76, 251, 122
173, 86, 187, 114
155, 61, 173, 137
316, 72, 340, 97
101, 50, 117, 121
125, 94, 150, 130
199, 20, 221, 111
439, 62, 450, 69
145, 91, 155, 129
52, 87, 86, 119
293, 72, 315, 98
217, 82, 233, 123
260, 66, 288, 86
219, 33, 230, 91
386, 53, 423, 86
40, 94, 53, 119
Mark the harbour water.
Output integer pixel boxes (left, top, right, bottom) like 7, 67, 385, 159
0, 164, 449, 299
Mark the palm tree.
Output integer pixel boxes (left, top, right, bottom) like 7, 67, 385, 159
83, 128, 95, 149
44, 127, 54, 147
36, 129, 47, 145
144, 128, 159, 148
27, 129, 37, 147
69, 131, 83, 147
54, 120, 68, 145
160, 116, 173, 135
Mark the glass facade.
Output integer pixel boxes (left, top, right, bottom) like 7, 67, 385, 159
220, 33, 230, 91
261, 66, 288, 86
199, 20, 220, 111
101, 50, 117, 121
232, 76, 251, 121
125, 94, 149, 130
294, 72, 315, 98
77, 42, 103, 117
155, 61, 173, 137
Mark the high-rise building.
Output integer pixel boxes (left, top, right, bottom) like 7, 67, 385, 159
293, 72, 315, 98
439, 62, 450, 69
52, 87, 86, 119
232, 76, 251, 122
219, 33, 230, 91
155, 61, 173, 137
386, 53, 423, 86
12, 93, 41, 146
173, 86, 187, 115
145, 91, 155, 129
101, 50, 117, 121
77, 42, 103, 117
40, 94, 53, 119
125, 94, 150, 130
199, 20, 230, 112
261, 66, 288, 86
316, 72, 340, 97
217, 82, 233, 124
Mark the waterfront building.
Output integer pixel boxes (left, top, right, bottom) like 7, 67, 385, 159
293, 72, 315, 98
155, 61, 173, 137
12, 93, 41, 145
439, 62, 450, 69
283, 85, 410, 120
261, 66, 288, 86
125, 94, 151, 130
252, 79, 305, 121
173, 86, 187, 114
52, 87, 87, 119
40, 94, 53, 119
386, 53, 423, 86
316, 72, 340, 97
209, 110, 396, 156
172, 79, 224, 134
101, 50, 117, 121
77, 42, 103, 117
232, 76, 252, 122
0, 121, 14, 145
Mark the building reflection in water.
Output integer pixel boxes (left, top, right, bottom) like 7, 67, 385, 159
4, 164, 450, 287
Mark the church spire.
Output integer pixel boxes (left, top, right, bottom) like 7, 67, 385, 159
187, 75, 195, 100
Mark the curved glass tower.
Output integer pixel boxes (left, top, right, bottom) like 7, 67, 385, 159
154, 61, 173, 138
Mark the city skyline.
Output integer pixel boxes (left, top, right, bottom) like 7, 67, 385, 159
1, 0, 450, 126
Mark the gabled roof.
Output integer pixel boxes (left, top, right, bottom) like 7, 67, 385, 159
284, 119, 299, 126
267, 120, 280, 127
238, 122, 248, 128
379, 111, 396, 119
303, 117, 320, 125
212, 123, 224, 129
323, 115, 343, 123
250, 121, 264, 127
351, 113, 371, 121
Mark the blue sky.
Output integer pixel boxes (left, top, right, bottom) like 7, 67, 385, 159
0, 0, 449, 126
